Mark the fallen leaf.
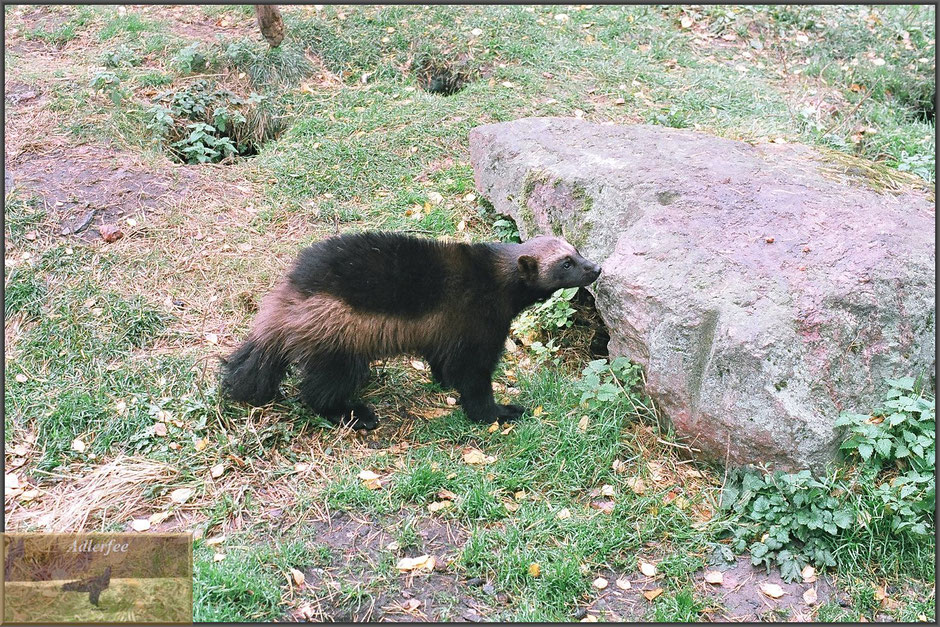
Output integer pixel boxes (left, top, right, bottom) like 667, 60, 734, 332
397, 555, 436, 572
580, 615, 598, 623
19, 489, 40, 502
612, 459, 627, 473
12, 444, 28, 456
213, 552, 225, 562
643, 588, 663, 601
4, 473, 20, 492
614, 97, 625, 105
194, 438, 207, 451
639, 561, 658, 577
204, 333, 218, 345
154, 423, 168, 437
680, 16, 693, 28
236, 242, 252, 252
427, 192, 444, 205
874, 586, 886, 602
760, 583, 786, 599
803, 587, 817, 605
402, 598, 421, 612
206, 535, 225, 546
15, 373, 28, 383
410, 360, 426, 371
71, 438, 86, 453
149, 511, 170, 524
437, 489, 457, 501
593, 577, 608, 590
169, 488, 193, 504
590, 500, 614, 514
600, 484, 615, 497
557, 507, 572, 520
131, 518, 151, 532
578, 415, 590, 432
501, 424, 515, 435
386, 541, 400, 551
704, 570, 724, 585
503, 501, 520, 512
428, 500, 453, 513
487, 422, 500, 433
801, 565, 817, 583
210, 463, 224, 478
627, 477, 646, 494
294, 462, 310, 472
528, 563, 541, 577
289, 568, 306, 586
358, 469, 381, 481
616, 577, 631, 590
99, 224, 124, 243
462, 447, 495, 465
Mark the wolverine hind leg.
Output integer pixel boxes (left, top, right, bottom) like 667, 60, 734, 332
299, 352, 378, 430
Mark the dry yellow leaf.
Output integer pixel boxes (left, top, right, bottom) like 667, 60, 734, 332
532, 406, 543, 416
639, 561, 658, 577
514, 490, 526, 500
358, 469, 381, 481
704, 570, 724, 585
528, 563, 541, 577
803, 587, 818, 605
759, 583, 786, 599
289, 568, 306, 586
71, 438, 86, 453
577, 415, 590, 432
626, 477, 646, 494
801, 565, 817, 583
194, 438, 207, 451
600, 484, 615, 498
210, 463, 224, 478
487, 422, 500, 433
396, 555, 436, 572
131, 518, 151, 532
593, 577, 608, 590
410, 360, 426, 371
580, 615, 598, 622
213, 552, 225, 562
557, 508, 572, 520
12, 444, 28, 457
206, 535, 225, 546
501, 424, 515, 435
612, 459, 627, 473
169, 488, 193, 504
428, 500, 453, 513
462, 448, 495, 465
874, 586, 886, 601
19, 489, 40, 502
437, 489, 457, 501
504, 501, 520, 513
149, 511, 171, 525
643, 588, 663, 601
615, 577, 631, 590
154, 422, 168, 437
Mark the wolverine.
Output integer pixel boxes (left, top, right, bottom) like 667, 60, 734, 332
221, 231, 602, 430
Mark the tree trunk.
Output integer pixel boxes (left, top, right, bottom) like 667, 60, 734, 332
255, 5, 285, 48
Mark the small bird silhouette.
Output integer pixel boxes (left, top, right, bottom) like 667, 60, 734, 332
61, 565, 111, 606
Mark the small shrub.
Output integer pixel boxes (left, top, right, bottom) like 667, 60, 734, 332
171, 122, 237, 164
175, 42, 209, 74
493, 217, 521, 243
101, 44, 141, 68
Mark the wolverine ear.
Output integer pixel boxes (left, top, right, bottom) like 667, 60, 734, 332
517, 255, 538, 283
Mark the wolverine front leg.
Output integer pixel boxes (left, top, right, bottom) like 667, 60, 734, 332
451, 366, 525, 424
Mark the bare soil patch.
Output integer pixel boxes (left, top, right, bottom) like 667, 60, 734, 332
292, 510, 495, 622
6, 144, 200, 241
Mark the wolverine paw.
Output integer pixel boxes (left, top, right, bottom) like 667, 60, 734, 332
327, 405, 380, 430
495, 404, 526, 422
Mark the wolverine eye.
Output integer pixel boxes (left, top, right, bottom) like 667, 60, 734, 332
563, 260, 572, 269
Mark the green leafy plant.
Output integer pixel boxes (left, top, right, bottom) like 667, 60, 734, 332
836, 377, 935, 536
101, 44, 141, 68
89, 71, 127, 105
721, 469, 850, 581
577, 356, 643, 407
493, 218, 521, 243
512, 287, 578, 342
175, 42, 209, 73
145, 105, 174, 140
171, 123, 236, 164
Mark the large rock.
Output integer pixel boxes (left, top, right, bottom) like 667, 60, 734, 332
470, 118, 935, 472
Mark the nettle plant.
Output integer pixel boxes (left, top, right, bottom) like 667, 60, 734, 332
577, 356, 643, 408
511, 287, 578, 360
721, 469, 851, 580
835, 377, 935, 536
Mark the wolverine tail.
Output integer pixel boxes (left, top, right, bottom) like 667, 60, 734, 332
220, 337, 289, 406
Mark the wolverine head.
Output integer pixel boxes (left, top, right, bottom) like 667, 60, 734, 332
516, 235, 601, 292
